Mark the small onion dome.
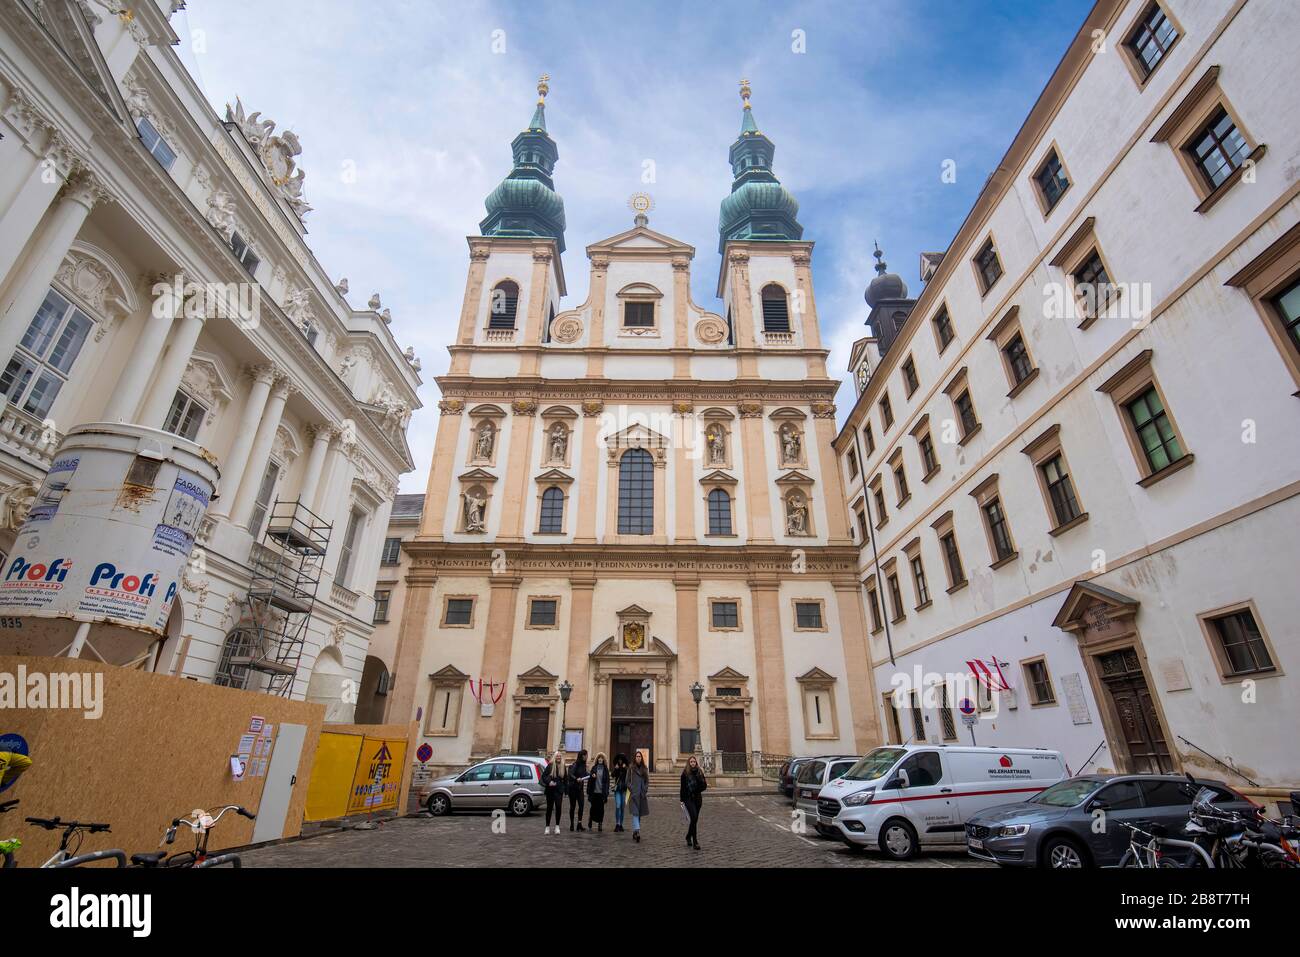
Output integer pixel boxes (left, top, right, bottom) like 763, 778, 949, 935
865, 241, 908, 306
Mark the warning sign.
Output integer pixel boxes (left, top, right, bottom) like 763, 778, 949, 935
347, 737, 407, 814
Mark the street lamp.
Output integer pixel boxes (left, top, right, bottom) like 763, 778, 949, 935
689, 681, 705, 754
557, 680, 573, 752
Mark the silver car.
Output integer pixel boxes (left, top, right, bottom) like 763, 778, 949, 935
421, 757, 546, 817
793, 755, 860, 836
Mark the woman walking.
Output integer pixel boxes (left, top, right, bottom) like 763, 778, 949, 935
611, 753, 629, 832
587, 753, 610, 832
626, 750, 650, 843
680, 755, 708, 849
541, 750, 565, 835
567, 749, 589, 832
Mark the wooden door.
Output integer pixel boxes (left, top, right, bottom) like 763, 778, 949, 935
1097, 647, 1172, 773
517, 707, 550, 755
715, 708, 747, 772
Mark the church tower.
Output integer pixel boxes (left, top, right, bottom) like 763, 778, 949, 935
388, 79, 881, 776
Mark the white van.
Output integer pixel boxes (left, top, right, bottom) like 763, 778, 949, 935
817, 744, 1067, 860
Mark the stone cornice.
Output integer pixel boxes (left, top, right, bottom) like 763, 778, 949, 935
432, 376, 840, 405
401, 540, 861, 582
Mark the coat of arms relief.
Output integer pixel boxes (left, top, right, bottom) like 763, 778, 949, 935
224, 97, 313, 218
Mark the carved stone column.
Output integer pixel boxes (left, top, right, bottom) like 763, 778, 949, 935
420, 399, 465, 537
209, 364, 277, 517
738, 401, 773, 542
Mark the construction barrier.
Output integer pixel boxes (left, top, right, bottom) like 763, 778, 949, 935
303, 721, 416, 822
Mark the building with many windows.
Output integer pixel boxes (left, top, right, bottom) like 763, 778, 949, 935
836, 0, 1300, 797
383, 79, 881, 777
0, 0, 420, 716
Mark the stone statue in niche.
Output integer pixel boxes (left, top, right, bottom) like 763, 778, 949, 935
785, 492, 809, 536
474, 421, 495, 461
780, 424, 802, 464
463, 489, 487, 533
548, 423, 568, 463
706, 424, 726, 465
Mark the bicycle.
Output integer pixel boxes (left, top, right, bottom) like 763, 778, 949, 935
1, 799, 20, 868
1183, 786, 1299, 869
131, 805, 256, 868
24, 814, 127, 868
1117, 818, 1213, 868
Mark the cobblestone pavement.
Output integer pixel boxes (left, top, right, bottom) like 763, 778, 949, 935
242, 793, 992, 868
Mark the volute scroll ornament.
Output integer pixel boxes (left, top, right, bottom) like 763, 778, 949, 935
551, 315, 584, 343
695, 316, 728, 344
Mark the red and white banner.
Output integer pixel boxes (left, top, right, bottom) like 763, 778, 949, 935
467, 678, 506, 705
967, 657, 1013, 692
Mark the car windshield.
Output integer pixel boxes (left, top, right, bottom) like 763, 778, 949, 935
1031, 777, 1104, 807
843, 747, 906, 781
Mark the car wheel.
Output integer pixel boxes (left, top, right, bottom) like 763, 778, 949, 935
426, 793, 451, 816
879, 818, 919, 861
509, 794, 532, 817
1042, 835, 1087, 869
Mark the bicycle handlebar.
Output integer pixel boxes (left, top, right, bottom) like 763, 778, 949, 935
24, 816, 111, 833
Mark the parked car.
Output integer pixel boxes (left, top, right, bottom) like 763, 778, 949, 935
779, 757, 813, 798
818, 744, 1068, 860
964, 773, 1254, 868
792, 756, 861, 836
420, 756, 547, 817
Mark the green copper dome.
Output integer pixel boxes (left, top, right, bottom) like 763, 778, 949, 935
718, 81, 803, 253
480, 76, 566, 252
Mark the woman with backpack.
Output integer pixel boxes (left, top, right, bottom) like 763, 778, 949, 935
587, 752, 610, 832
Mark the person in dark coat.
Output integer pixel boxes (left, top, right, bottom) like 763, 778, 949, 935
567, 749, 589, 831
680, 754, 708, 849
611, 753, 630, 832
626, 749, 651, 843
541, 750, 565, 835
586, 752, 610, 831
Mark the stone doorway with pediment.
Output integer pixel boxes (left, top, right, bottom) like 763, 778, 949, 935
509, 666, 560, 756
1053, 581, 1179, 775
587, 604, 677, 770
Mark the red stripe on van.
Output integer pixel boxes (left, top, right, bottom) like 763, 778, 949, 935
870, 786, 1047, 806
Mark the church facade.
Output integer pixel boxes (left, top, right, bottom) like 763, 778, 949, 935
384, 81, 881, 774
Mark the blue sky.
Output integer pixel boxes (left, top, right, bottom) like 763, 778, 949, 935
178, 0, 1094, 492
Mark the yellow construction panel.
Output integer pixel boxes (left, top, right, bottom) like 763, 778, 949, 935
347, 737, 407, 815
304, 732, 363, 822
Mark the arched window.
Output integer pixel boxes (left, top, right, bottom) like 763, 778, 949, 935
488, 280, 520, 330
617, 448, 654, 535
707, 488, 733, 536
213, 628, 259, 689
761, 284, 791, 333
539, 486, 565, 534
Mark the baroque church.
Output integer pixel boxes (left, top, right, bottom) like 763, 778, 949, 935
385, 79, 881, 775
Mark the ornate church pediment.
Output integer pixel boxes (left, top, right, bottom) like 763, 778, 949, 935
590, 634, 677, 660
775, 469, 816, 486
708, 666, 749, 682
517, 665, 558, 681
587, 223, 695, 257
533, 468, 573, 485
429, 664, 470, 682
699, 469, 738, 486
1052, 580, 1140, 636
457, 468, 498, 484
797, 666, 838, 684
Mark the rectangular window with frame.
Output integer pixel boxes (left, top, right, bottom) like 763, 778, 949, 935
1073, 250, 1118, 324
846, 447, 859, 479
443, 597, 475, 626
1022, 657, 1056, 706
909, 553, 930, 608
1041, 453, 1083, 527
1126, 386, 1186, 474
918, 431, 939, 477
1033, 149, 1070, 212
372, 589, 391, 624
879, 394, 894, 431
1206, 608, 1275, 677
933, 306, 955, 352
1187, 107, 1250, 192
940, 530, 966, 589
1004, 333, 1034, 386
381, 536, 402, 565
865, 582, 883, 633
794, 601, 824, 630
0, 288, 94, 420
229, 231, 260, 276
710, 600, 739, 630
136, 116, 177, 170
981, 497, 1016, 564
1272, 277, 1300, 356
163, 389, 207, 441
862, 423, 876, 456
1125, 1, 1179, 81
901, 356, 919, 396
973, 237, 1003, 293
335, 507, 365, 587
955, 389, 978, 438
870, 478, 887, 528
528, 598, 558, 628
939, 684, 958, 741
246, 459, 280, 541
892, 457, 909, 505
886, 571, 905, 623
855, 507, 869, 543
623, 301, 655, 327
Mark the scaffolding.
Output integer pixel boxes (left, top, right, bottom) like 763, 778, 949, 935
226, 498, 332, 698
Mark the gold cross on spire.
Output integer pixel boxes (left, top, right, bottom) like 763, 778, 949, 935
739, 78, 752, 108
537, 73, 550, 105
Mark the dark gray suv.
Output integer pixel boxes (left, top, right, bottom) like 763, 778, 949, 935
965, 774, 1254, 868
